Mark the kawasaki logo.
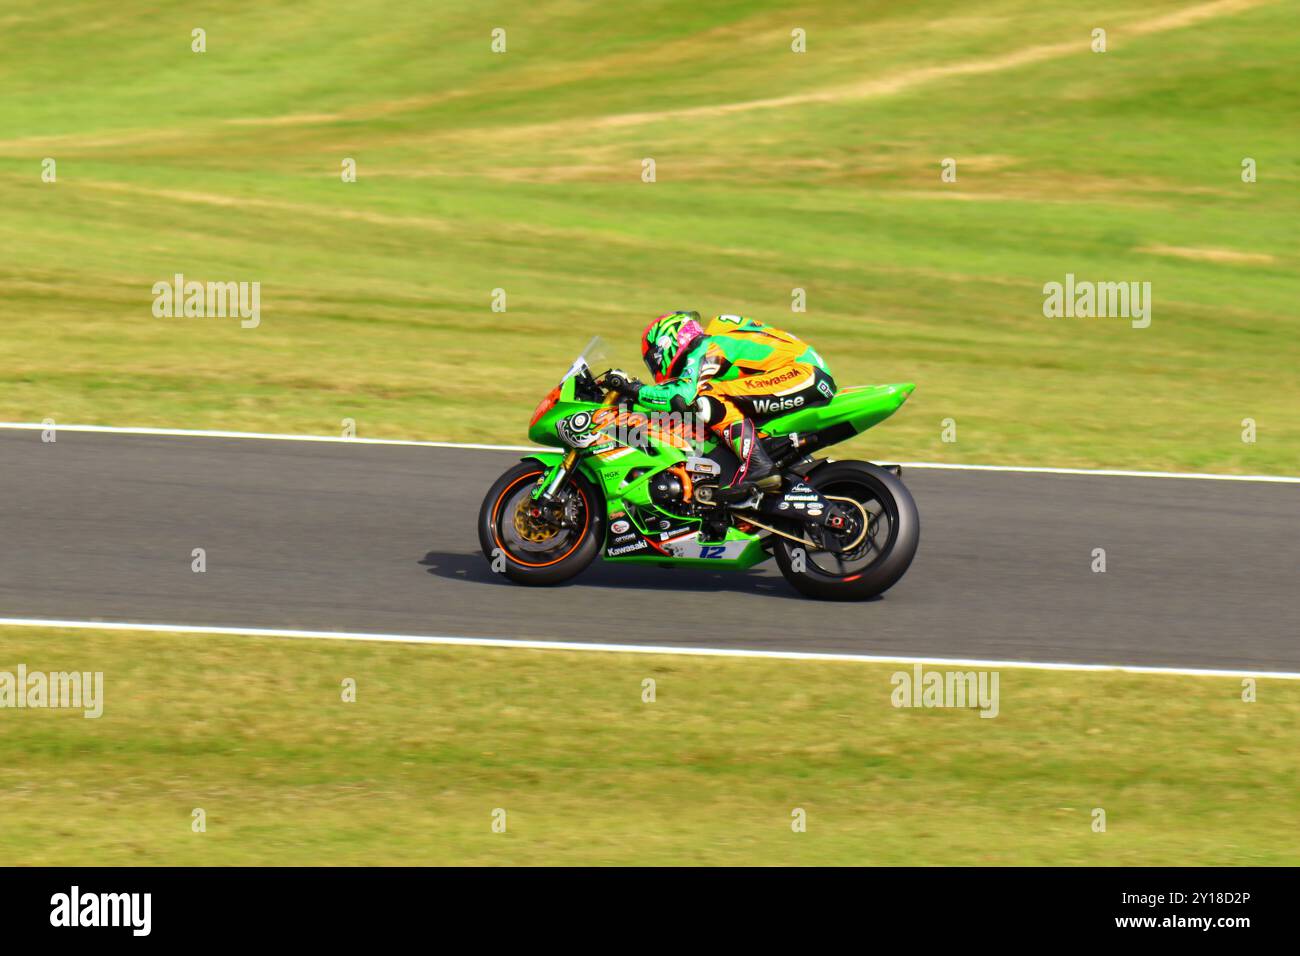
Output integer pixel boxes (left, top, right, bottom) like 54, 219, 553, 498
752, 368, 801, 389
608, 541, 649, 556
752, 395, 805, 414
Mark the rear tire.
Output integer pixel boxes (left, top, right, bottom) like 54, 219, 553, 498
774, 461, 919, 601
478, 462, 603, 586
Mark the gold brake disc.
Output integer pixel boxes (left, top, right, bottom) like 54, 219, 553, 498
513, 500, 561, 544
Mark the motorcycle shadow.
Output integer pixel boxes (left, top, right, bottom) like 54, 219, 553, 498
419, 550, 792, 596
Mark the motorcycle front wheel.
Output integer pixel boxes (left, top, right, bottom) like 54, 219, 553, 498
773, 460, 920, 601
478, 462, 603, 586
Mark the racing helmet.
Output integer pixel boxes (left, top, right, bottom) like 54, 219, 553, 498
641, 311, 704, 384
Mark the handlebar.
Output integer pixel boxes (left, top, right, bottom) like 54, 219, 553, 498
600, 370, 641, 402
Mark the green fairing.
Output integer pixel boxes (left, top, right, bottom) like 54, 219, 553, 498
524, 370, 914, 570
765, 383, 915, 435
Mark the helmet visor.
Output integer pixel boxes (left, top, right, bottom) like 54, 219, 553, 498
644, 341, 666, 381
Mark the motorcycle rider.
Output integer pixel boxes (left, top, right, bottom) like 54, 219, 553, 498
627, 311, 837, 493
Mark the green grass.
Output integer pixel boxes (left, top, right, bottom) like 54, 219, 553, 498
0, 626, 1296, 865
0, 0, 1296, 473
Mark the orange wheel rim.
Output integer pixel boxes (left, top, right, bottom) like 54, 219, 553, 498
491, 472, 590, 568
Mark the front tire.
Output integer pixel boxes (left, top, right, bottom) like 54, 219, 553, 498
478, 462, 603, 586
774, 461, 919, 601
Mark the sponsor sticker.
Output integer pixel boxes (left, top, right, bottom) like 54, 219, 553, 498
608, 540, 650, 557
751, 395, 805, 415
752, 368, 801, 390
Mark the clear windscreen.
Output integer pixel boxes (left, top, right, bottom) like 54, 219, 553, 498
561, 336, 608, 384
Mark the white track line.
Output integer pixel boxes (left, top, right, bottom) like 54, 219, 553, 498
0, 421, 534, 452
1, 618, 1297, 680
1, 422, 1296, 484
893, 461, 1300, 483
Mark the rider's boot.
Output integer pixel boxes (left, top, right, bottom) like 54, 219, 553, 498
716, 419, 781, 499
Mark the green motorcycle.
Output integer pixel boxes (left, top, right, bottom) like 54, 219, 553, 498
478, 338, 920, 600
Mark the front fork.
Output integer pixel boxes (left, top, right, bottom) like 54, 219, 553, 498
534, 449, 581, 502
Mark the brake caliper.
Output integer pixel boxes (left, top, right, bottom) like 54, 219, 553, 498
513, 501, 560, 542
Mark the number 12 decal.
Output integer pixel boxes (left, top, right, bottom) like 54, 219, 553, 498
700, 545, 727, 559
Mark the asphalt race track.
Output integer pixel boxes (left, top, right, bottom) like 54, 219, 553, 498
1, 429, 1296, 672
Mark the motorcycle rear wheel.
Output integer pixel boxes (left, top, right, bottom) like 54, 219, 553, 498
773, 460, 920, 601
